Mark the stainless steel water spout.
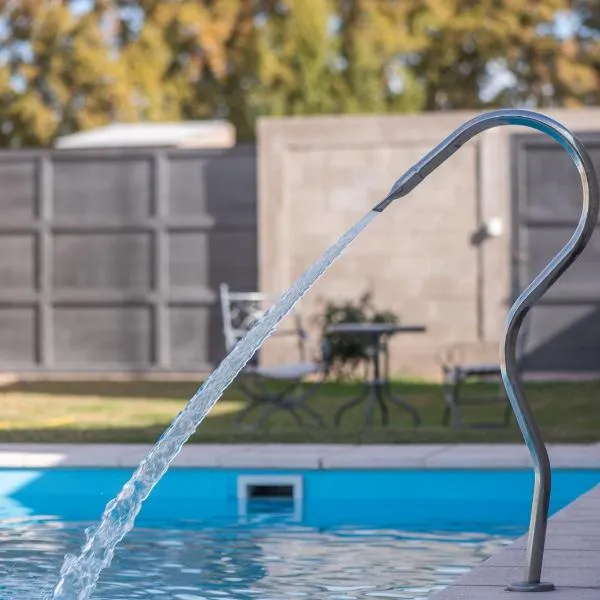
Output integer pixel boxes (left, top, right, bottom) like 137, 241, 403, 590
375, 109, 600, 592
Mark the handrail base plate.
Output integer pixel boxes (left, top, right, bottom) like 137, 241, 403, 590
506, 581, 555, 592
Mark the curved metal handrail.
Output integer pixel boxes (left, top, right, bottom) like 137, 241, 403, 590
373, 108, 600, 592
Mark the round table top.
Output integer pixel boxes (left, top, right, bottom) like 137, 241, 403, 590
325, 322, 426, 336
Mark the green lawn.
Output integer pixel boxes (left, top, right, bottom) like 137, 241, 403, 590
0, 378, 598, 444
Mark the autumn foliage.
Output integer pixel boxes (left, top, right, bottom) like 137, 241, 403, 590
0, 0, 598, 146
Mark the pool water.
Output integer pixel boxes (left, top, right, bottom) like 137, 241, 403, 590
1, 468, 599, 599
2, 515, 515, 599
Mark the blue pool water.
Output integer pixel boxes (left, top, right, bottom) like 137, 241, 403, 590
1, 468, 599, 599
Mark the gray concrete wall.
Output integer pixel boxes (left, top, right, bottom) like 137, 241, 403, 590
257, 108, 600, 378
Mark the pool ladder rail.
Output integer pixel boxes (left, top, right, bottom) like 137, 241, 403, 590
374, 109, 600, 592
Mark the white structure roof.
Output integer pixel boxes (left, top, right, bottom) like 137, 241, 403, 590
55, 120, 235, 149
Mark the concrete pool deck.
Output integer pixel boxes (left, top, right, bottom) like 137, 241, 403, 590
431, 482, 600, 599
0, 442, 598, 469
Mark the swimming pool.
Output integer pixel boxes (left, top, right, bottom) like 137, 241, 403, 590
1, 468, 599, 599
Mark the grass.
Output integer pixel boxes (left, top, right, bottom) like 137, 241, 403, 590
0, 377, 598, 444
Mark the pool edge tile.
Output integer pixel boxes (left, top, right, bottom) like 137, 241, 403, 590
0, 443, 598, 469
430, 483, 600, 599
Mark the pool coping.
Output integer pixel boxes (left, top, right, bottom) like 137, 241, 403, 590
0, 443, 598, 469
430, 482, 600, 599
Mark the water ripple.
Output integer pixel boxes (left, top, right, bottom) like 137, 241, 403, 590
0, 517, 516, 599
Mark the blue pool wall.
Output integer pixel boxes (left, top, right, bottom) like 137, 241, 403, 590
0, 468, 599, 532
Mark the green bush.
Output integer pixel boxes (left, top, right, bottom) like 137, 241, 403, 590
315, 292, 399, 379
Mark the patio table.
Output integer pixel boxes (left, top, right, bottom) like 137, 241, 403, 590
325, 322, 426, 427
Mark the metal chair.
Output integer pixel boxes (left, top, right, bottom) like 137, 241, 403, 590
439, 342, 511, 428
439, 316, 533, 428
219, 283, 328, 428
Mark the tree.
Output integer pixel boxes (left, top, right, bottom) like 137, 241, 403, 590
571, 0, 600, 106
0, 0, 426, 144
197, 0, 425, 136
113, 0, 273, 139
1, 0, 600, 147
399, 0, 599, 110
252, 0, 339, 117
0, 0, 130, 147
332, 0, 424, 113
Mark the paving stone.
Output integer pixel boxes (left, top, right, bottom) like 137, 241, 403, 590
431, 585, 600, 599
510, 533, 600, 551
484, 548, 600, 569
423, 444, 531, 468
432, 485, 600, 598
0, 443, 596, 469
323, 444, 445, 468
457, 565, 600, 588
546, 521, 600, 536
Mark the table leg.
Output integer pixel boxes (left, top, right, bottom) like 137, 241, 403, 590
369, 383, 388, 426
334, 331, 422, 428
372, 348, 389, 426
381, 338, 421, 426
334, 383, 369, 426
384, 380, 421, 426
366, 381, 388, 426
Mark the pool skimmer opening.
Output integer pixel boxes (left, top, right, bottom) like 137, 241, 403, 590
237, 475, 303, 521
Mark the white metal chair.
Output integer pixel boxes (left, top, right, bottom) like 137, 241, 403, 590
219, 283, 329, 428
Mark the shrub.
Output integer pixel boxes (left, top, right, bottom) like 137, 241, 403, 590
315, 292, 399, 379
